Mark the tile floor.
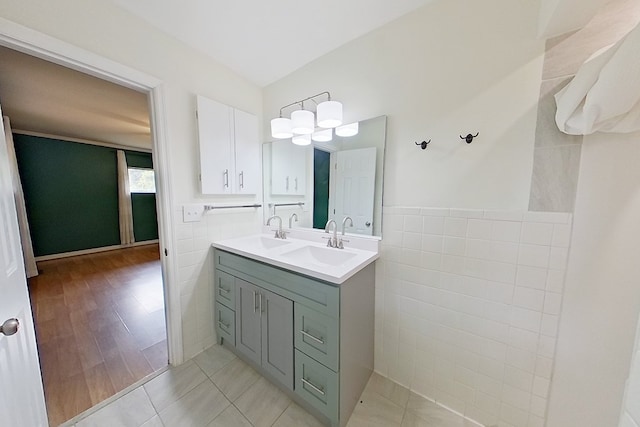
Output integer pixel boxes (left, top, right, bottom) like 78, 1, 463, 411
65, 343, 479, 427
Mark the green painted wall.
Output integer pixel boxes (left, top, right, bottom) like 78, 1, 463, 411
13, 134, 157, 256
313, 149, 330, 229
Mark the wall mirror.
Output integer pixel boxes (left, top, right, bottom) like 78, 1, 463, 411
262, 115, 386, 237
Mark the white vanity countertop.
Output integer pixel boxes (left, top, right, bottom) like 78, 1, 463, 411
211, 230, 380, 285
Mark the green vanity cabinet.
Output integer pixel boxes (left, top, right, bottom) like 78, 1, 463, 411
213, 248, 374, 427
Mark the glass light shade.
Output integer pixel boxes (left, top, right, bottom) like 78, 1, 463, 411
291, 109, 315, 135
316, 100, 343, 128
292, 134, 311, 146
271, 117, 293, 139
335, 122, 359, 137
312, 129, 333, 142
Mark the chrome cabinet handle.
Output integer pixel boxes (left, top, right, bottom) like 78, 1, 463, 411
219, 286, 230, 294
223, 169, 229, 188
295, 177, 298, 191
239, 171, 244, 189
286, 176, 289, 191
300, 330, 325, 345
301, 378, 325, 396
259, 293, 264, 314
218, 320, 231, 330
253, 290, 257, 313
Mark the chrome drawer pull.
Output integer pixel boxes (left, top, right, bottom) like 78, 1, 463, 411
219, 286, 230, 294
301, 330, 325, 345
218, 320, 231, 330
301, 378, 325, 396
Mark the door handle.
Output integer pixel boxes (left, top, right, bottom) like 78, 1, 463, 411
0, 318, 19, 336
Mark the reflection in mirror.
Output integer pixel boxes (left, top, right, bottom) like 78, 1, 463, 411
262, 115, 386, 237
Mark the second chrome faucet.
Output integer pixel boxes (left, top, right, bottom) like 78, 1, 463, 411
324, 217, 353, 249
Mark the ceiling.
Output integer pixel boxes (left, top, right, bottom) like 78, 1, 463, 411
0, 1, 607, 149
110, 0, 435, 87
0, 46, 151, 149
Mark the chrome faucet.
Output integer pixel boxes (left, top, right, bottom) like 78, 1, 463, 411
289, 212, 298, 229
338, 216, 353, 249
324, 219, 338, 248
267, 215, 286, 239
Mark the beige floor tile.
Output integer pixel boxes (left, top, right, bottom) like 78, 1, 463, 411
76, 387, 156, 427
207, 405, 252, 427
346, 388, 404, 427
364, 372, 410, 408
143, 360, 208, 412
210, 357, 261, 402
193, 344, 236, 378
404, 392, 468, 426
272, 402, 325, 427
158, 380, 230, 427
234, 377, 291, 427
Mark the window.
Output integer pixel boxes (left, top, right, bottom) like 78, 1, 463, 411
128, 168, 156, 193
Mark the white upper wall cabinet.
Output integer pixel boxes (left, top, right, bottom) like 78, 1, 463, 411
196, 95, 259, 195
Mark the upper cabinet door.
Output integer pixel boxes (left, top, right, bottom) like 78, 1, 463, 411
233, 108, 259, 195
197, 95, 234, 194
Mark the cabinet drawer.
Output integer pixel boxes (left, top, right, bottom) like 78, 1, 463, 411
215, 249, 339, 317
215, 269, 235, 309
215, 302, 235, 346
294, 350, 338, 424
294, 303, 339, 371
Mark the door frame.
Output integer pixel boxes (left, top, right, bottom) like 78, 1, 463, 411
0, 18, 184, 364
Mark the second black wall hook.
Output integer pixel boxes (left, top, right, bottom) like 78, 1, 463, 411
415, 140, 431, 150
460, 132, 479, 144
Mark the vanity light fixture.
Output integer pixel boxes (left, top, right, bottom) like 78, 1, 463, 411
270, 91, 343, 142
335, 122, 359, 137
312, 128, 333, 142
292, 134, 312, 146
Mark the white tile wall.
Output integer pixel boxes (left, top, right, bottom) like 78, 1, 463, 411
376, 207, 573, 427
174, 206, 262, 359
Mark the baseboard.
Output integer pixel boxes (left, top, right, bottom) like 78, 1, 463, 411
34, 240, 159, 262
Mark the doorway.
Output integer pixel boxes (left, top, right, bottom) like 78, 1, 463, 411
0, 37, 175, 425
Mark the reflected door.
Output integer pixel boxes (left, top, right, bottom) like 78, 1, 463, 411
334, 148, 376, 236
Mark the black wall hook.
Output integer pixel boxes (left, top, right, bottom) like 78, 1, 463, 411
415, 140, 431, 150
460, 132, 479, 144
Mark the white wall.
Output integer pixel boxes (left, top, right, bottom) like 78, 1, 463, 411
547, 130, 640, 427
0, 0, 264, 359
618, 313, 640, 427
264, 0, 545, 210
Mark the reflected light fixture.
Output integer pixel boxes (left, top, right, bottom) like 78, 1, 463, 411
312, 128, 333, 142
335, 122, 359, 137
270, 91, 344, 143
292, 134, 311, 146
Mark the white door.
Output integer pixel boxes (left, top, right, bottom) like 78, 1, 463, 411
0, 106, 48, 426
333, 147, 376, 236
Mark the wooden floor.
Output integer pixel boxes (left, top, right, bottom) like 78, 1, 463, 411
28, 244, 168, 427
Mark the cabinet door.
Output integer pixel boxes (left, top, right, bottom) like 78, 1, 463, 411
235, 279, 261, 366
261, 288, 294, 390
196, 95, 234, 194
233, 108, 259, 195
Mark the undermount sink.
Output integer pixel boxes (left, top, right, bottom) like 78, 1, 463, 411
279, 245, 357, 267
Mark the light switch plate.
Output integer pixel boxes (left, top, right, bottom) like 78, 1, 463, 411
183, 204, 203, 223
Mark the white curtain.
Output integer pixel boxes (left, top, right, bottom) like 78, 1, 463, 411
117, 150, 135, 245
4, 116, 38, 278
555, 21, 640, 135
